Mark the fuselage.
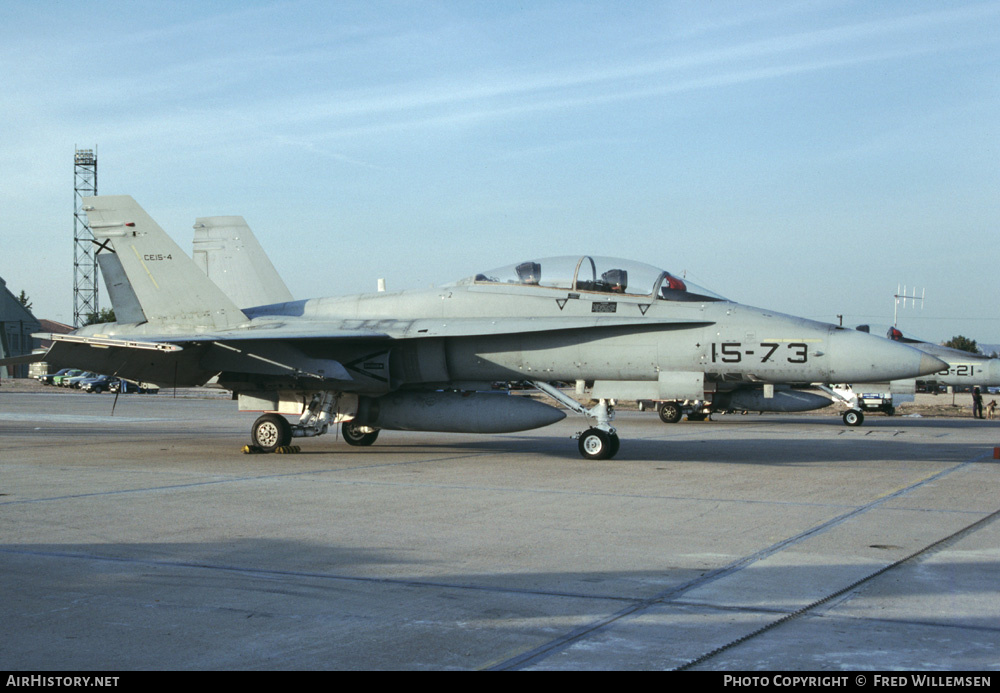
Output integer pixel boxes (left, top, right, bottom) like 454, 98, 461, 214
233, 280, 941, 389
73, 258, 946, 394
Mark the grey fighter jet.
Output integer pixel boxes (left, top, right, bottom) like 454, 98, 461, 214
883, 326, 1000, 388
6, 196, 948, 459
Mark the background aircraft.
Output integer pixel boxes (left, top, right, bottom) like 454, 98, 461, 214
880, 326, 1000, 389
4, 196, 947, 459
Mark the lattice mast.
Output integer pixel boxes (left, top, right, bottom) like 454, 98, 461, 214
73, 147, 98, 327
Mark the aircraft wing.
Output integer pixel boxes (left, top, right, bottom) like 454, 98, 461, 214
14, 315, 713, 389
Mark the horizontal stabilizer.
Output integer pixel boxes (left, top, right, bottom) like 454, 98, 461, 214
0, 351, 47, 368
42, 333, 183, 353
31, 337, 213, 388
32, 332, 352, 386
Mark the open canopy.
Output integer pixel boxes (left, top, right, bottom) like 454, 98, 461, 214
459, 256, 725, 302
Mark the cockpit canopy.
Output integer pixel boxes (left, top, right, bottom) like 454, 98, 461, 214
857, 324, 926, 345
460, 256, 725, 302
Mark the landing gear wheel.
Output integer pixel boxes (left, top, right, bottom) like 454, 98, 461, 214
843, 409, 864, 427
578, 428, 618, 460
252, 414, 292, 452
342, 421, 380, 446
608, 432, 620, 459
658, 402, 683, 424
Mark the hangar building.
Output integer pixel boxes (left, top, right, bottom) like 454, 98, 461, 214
0, 276, 42, 378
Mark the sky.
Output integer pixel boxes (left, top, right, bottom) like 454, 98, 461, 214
2, 0, 998, 345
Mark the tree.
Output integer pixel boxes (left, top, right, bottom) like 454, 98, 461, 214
17, 290, 32, 312
82, 308, 116, 326
943, 335, 978, 354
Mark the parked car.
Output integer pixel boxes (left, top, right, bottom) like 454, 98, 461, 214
64, 372, 98, 388
51, 369, 85, 386
38, 368, 75, 385
79, 374, 118, 394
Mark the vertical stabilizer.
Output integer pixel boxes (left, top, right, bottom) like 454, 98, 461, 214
192, 216, 294, 308
83, 196, 247, 329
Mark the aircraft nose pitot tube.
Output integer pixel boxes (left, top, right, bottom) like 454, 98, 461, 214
826, 328, 947, 382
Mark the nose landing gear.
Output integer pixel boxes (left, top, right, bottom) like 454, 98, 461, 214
531, 381, 620, 460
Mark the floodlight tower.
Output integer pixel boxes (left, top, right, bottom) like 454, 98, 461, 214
73, 147, 98, 327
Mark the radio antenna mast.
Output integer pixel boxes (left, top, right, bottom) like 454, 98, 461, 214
893, 284, 924, 327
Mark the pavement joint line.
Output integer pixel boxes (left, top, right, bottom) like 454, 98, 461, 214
485, 450, 994, 671
673, 499, 1000, 671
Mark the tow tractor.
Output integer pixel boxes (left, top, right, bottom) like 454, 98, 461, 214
821, 384, 908, 426
638, 399, 712, 422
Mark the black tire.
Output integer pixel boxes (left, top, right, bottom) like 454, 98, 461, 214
342, 421, 380, 446
578, 428, 614, 460
251, 414, 292, 453
843, 409, 864, 427
658, 402, 683, 424
608, 433, 620, 459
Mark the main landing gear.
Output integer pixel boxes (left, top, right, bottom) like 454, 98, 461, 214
532, 381, 620, 460
251, 413, 293, 453
249, 392, 382, 453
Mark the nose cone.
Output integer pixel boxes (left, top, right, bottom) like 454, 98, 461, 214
827, 329, 948, 382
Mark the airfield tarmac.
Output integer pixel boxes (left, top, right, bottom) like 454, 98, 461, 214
1, 386, 998, 671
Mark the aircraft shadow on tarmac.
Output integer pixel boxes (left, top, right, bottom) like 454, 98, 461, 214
2, 538, 997, 670
12, 425, 988, 467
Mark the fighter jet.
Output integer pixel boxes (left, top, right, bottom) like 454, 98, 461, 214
882, 326, 1000, 388
5, 196, 948, 459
